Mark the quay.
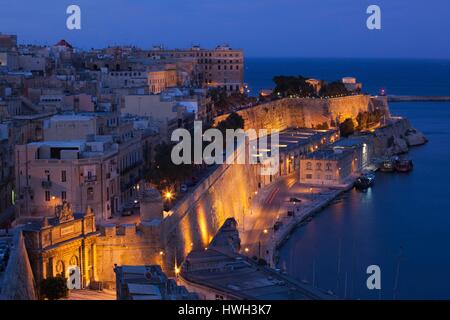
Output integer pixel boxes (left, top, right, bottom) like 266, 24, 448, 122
387, 95, 450, 102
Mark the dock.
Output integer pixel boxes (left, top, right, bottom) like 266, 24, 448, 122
388, 95, 450, 102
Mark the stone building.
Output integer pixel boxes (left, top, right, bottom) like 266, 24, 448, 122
114, 265, 198, 300
22, 203, 98, 289
299, 147, 362, 186
146, 44, 244, 92
15, 136, 120, 222
147, 66, 177, 94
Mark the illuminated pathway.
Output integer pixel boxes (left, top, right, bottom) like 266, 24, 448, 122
240, 172, 351, 267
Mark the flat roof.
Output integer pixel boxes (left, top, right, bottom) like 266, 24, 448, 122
303, 148, 354, 161
49, 114, 95, 121
28, 140, 85, 148
181, 249, 333, 300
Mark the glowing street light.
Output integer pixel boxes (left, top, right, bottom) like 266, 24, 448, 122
164, 191, 174, 201
263, 229, 268, 234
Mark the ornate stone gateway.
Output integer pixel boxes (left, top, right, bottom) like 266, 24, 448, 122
22, 204, 98, 290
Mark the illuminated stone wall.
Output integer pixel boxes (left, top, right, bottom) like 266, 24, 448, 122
95, 224, 163, 287
162, 162, 260, 271
214, 95, 386, 130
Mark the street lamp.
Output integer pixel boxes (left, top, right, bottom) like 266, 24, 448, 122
164, 191, 173, 201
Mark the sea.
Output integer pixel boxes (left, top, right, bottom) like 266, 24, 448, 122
245, 58, 450, 299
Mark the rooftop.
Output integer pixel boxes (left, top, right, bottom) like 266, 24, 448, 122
181, 248, 333, 300
180, 218, 334, 300
115, 265, 199, 300
303, 148, 354, 161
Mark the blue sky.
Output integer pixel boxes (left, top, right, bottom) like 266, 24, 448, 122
0, 0, 449, 58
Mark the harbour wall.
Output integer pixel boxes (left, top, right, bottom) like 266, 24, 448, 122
162, 160, 260, 271
214, 95, 389, 130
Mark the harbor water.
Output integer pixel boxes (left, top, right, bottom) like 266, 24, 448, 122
246, 58, 450, 299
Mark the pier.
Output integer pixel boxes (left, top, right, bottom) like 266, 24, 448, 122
388, 95, 450, 102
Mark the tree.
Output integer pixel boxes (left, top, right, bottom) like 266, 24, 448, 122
216, 112, 244, 133
319, 81, 350, 97
40, 275, 69, 300
151, 142, 193, 186
339, 118, 355, 137
272, 75, 316, 98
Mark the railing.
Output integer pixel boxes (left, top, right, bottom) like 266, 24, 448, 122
41, 181, 52, 188
84, 175, 97, 182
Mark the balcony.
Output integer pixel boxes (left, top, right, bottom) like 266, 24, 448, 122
84, 175, 97, 183
41, 181, 52, 189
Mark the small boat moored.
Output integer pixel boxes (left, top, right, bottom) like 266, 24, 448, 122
354, 172, 376, 190
395, 159, 414, 172
380, 159, 395, 172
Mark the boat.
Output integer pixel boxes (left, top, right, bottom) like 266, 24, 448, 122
395, 159, 413, 172
380, 159, 395, 172
354, 173, 375, 190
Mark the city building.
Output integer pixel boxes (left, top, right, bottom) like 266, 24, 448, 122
22, 204, 98, 289
342, 77, 362, 92
299, 147, 362, 186
147, 44, 244, 92
15, 136, 120, 222
147, 64, 178, 94
114, 265, 198, 300
258, 128, 340, 186
0, 122, 15, 222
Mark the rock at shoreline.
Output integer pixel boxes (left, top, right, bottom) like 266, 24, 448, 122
404, 128, 428, 146
371, 118, 428, 157
386, 136, 409, 155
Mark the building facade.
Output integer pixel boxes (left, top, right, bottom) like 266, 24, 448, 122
15, 137, 120, 222
147, 44, 244, 92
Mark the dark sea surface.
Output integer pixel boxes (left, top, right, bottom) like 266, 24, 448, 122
245, 58, 450, 299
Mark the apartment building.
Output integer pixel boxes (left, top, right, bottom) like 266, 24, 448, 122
0, 123, 14, 220
299, 147, 362, 186
147, 44, 244, 92
15, 136, 120, 222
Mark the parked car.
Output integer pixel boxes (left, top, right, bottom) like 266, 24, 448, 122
273, 221, 283, 231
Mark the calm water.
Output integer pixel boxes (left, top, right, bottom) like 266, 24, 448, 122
246, 58, 450, 299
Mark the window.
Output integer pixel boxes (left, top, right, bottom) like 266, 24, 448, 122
325, 175, 333, 180
45, 191, 50, 202
61, 191, 67, 200
316, 163, 322, 171
306, 174, 313, 179
87, 187, 94, 201
306, 162, 312, 170
326, 162, 332, 171
61, 170, 67, 182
